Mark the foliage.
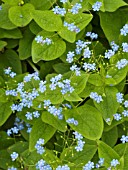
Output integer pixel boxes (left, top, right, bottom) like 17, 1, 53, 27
0, 0, 128, 169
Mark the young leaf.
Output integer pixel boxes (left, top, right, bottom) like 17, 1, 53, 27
30, 0, 56, 10
64, 104, 103, 140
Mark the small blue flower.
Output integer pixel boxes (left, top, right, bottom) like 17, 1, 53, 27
25, 112, 33, 120
116, 92, 124, 103
122, 42, 128, 52
120, 24, 128, 36
122, 110, 128, 117
113, 113, 122, 121
33, 111, 40, 118
124, 100, 128, 108
56, 165, 70, 170
70, 3, 82, 14
116, 59, 128, 69
110, 159, 120, 167
92, 1, 102, 11
8, 167, 17, 170
66, 51, 75, 63
90, 92, 103, 103
83, 47, 91, 58
66, 118, 78, 125
36, 159, 52, 170
10, 152, 19, 161
110, 41, 119, 52
75, 139, 85, 152
120, 135, 128, 143
83, 161, 94, 170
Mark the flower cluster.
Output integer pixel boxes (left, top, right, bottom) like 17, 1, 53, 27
116, 92, 124, 103
64, 21, 80, 33
52, 6, 66, 16
120, 24, 128, 36
90, 92, 103, 103
56, 165, 70, 170
49, 74, 74, 95
4, 67, 16, 78
36, 159, 52, 170
35, 138, 45, 155
35, 35, 52, 45
122, 42, 128, 52
7, 117, 32, 136
86, 32, 98, 40
108, 159, 120, 169
10, 152, 19, 161
92, 1, 102, 11
83, 161, 94, 170
70, 64, 81, 76
43, 100, 63, 119
73, 131, 85, 152
116, 59, 128, 69
25, 111, 40, 120
60, 0, 68, 3
104, 49, 115, 59
66, 118, 78, 125
70, 3, 82, 14
83, 62, 96, 71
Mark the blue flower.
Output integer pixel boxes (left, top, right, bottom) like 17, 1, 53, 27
110, 159, 120, 167
113, 113, 122, 121
70, 3, 82, 14
56, 165, 70, 170
92, 1, 102, 11
120, 24, 128, 36
116, 92, 124, 103
90, 92, 103, 103
10, 152, 19, 161
120, 135, 128, 143
116, 59, 128, 69
83, 161, 94, 170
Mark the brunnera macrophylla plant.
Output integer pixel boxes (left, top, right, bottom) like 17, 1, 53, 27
0, 0, 128, 169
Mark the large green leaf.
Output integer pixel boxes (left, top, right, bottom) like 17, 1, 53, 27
94, 87, 119, 124
100, 9, 128, 43
30, 0, 56, 10
32, 10, 62, 32
0, 101, 13, 126
0, 49, 22, 75
0, 28, 22, 39
29, 119, 56, 151
42, 111, 67, 132
9, 3, 34, 27
32, 31, 66, 62
19, 27, 35, 60
98, 140, 120, 168
88, 74, 104, 86
0, 4, 17, 30
64, 104, 103, 140
60, 144, 97, 167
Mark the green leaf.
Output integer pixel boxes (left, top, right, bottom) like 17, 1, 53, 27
0, 4, 17, 30
105, 67, 127, 86
64, 91, 82, 101
102, 126, 118, 147
0, 89, 8, 103
103, 0, 127, 12
100, 9, 128, 43
0, 40, 7, 51
0, 132, 14, 150
30, 0, 56, 10
64, 104, 103, 140
0, 101, 13, 126
0, 28, 22, 39
8, 141, 29, 154
19, 27, 35, 60
0, 49, 22, 75
98, 140, 120, 167
32, 10, 62, 32
9, 3, 34, 27
29, 119, 56, 151
70, 73, 89, 94
6, 39, 19, 49
53, 63, 70, 74
79, 83, 95, 98
58, 13, 93, 43
61, 144, 97, 167
88, 74, 104, 86
94, 87, 119, 124
42, 111, 67, 132
2, 0, 21, 6
114, 143, 128, 170
0, 150, 16, 169
32, 31, 66, 62
29, 21, 42, 35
